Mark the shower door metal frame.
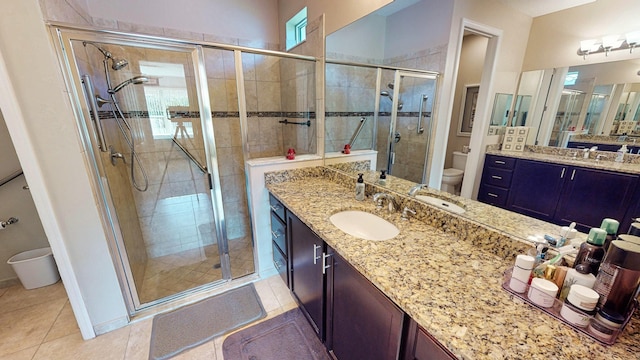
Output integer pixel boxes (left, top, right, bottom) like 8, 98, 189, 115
386, 70, 439, 182
51, 27, 232, 312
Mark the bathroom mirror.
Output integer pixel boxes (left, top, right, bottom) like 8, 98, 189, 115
512, 59, 640, 149
489, 93, 512, 128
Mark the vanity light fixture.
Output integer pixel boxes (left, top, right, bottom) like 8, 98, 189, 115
577, 31, 640, 58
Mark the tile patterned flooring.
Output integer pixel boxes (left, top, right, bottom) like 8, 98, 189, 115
0, 275, 296, 360
138, 237, 255, 304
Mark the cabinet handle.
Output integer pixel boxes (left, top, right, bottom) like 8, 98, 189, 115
274, 259, 283, 270
322, 252, 332, 275
271, 230, 282, 239
494, 160, 506, 165
560, 168, 566, 179
570, 169, 576, 180
491, 175, 502, 180
313, 244, 321, 265
487, 193, 498, 198
270, 204, 282, 212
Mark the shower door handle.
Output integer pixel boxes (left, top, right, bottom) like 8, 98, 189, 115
417, 95, 428, 134
81, 75, 108, 152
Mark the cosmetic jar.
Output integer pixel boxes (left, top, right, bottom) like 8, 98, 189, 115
527, 278, 558, 308
510, 254, 535, 293
560, 284, 599, 327
587, 309, 624, 342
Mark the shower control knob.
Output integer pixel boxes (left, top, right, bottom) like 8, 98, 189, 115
109, 145, 126, 166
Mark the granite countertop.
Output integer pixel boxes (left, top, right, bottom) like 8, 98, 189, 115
265, 166, 639, 360
485, 148, 640, 175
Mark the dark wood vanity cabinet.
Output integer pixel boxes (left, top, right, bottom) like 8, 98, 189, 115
272, 194, 454, 360
326, 248, 405, 360
506, 159, 566, 222
269, 194, 289, 286
479, 155, 640, 232
554, 167, 638, 231
403, 319, 457, 360
478, 155, 517, 207
288, 210, 326, 340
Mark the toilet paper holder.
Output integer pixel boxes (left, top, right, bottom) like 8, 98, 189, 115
0, 217, 19, 229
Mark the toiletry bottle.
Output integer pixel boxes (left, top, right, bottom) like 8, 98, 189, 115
615, 144, 627, 163
601, 218, 620, 251
574, 228, 607, 276
355, 173, 365, 201
559, 264, 596, 301
378, 170, 387, 186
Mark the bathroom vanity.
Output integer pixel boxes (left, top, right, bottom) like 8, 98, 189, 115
479, 150, 640, 233
266, 165, 639, 359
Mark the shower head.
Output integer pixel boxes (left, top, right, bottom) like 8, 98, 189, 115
83, 41, 129, 71
380, 91, 403, 110
109, 76, 149, 94
111, 58, 129, 71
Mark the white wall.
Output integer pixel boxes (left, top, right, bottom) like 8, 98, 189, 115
0, 0, 127, 337
88, 0, 280, 44
524, 0, 640, 71
326, 14, 387, 60
0, 112, 21, 179
384, 0, 452, 59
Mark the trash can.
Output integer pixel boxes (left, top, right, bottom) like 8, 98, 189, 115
7, 247, 60, 289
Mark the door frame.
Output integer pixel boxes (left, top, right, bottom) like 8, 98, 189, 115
431, 18, 502, 200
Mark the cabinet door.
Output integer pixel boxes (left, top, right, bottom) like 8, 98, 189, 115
403, 319, 456, 360
507, 159, 567, 222
555, 167, 639, 232
327, 249, 404, 360
288, 211, 325, 340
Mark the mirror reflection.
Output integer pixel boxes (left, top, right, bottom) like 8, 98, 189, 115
512, 59, 640, 151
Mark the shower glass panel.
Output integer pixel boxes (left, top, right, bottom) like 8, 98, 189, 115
244, 54, 317, 159
550, 90, 586, 147
384, 71, 438, 184
59, 32, 254, 310
202, 47, 254, 279
584, 94, 607, 135
325, 63, 376, 153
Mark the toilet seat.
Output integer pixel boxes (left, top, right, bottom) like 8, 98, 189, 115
443, 168, 464, 177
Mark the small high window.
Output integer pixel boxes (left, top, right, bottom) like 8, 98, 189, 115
286, 7, 307, 51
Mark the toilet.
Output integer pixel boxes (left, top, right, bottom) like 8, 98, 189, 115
441, 151, 468, 195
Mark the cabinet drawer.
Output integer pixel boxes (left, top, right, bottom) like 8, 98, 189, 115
485, 155, 516, 170
477, 184, 509, 208
271, 212, 287, 255
269, 194, 286, 221
482, 167, 513, 188
272, 242, 288, 286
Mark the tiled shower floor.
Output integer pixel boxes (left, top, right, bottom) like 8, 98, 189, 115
138, 236, 255, 304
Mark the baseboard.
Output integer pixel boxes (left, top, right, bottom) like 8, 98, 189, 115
93, 315, 129, 335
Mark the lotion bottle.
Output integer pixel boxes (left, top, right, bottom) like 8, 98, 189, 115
355, 173, 365, 201
615, 144, 628, 163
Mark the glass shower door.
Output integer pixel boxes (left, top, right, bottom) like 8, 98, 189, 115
384, 71, 438, 183
59, 32, 252, 310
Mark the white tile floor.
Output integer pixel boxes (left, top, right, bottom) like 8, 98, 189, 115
0, 275, 296, 360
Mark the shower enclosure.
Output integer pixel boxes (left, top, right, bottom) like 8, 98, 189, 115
52, 26, 317, 312
325, 61, 438, 184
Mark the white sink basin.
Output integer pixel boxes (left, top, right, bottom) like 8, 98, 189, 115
329, 211, 399, 241
415, 195, 466, 214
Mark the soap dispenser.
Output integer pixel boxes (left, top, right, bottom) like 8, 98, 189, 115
355, 173, 365, 201
615, 144, 628, 163
378, 170, 387, 186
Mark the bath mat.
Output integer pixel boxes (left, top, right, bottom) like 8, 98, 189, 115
149, 283, 265, 360
222, 308, 331, 360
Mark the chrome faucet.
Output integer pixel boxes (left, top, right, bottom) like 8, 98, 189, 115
401, 207, 416, 220
408, 184, 428, 197
373, 193, 398, 213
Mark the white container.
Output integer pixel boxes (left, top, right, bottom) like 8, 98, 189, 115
7, 247, 60, 289
509, 254, 535, 293
560, 301, 593, 327
527, 278, 558, 308
566, 284, 599, 311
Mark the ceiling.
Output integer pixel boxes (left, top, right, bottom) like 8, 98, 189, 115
494, 0, 596, 17
379, 0, 597, 18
